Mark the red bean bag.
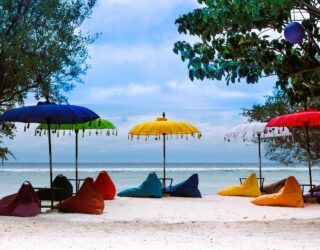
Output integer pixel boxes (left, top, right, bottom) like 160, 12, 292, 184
59, 178, 104, 214
94, 171, 116, 200
0, 181, 40, 217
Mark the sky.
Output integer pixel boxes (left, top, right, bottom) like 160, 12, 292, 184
3, 0, 277, 163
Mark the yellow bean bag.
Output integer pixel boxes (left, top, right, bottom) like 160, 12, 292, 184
251, 176, 304, 207
218, 173, 261, 197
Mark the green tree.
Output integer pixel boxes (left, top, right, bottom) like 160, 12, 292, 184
0, 147, 15, 166
174, 0, 320, 104
0, 0, 97, 159
242, 89, 320, 165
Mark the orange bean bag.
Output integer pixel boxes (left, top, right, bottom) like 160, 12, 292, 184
94, 171, 116, 200
218, 173, 261, 197
251, 176, 304, 207
59, 178, 104, 214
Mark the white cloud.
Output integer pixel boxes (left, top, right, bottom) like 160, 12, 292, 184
165, 81, 250, 98
88, 43, 168, 64
88, 84, 160, 102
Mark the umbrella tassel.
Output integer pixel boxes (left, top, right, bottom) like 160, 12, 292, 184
116, 130, 118, 136
27, 123, 30, 129
57, 131, 59, 137
24, 124, 26, 132
96, 130, 98, 135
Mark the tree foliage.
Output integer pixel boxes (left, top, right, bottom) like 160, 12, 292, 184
174, 0, 320, 104
242, 89, 320, 165
0, 147, 15, 166
0, 0, 97, 159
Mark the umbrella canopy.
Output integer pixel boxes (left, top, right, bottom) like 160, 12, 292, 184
224, 122, 291, 142
267, 109, 320, 127
0, 101, 98, 124
36, 118, 116, 192
36, 118, 116, 132
267, 109, 320, 196
129, 112, 201, 190
0, 101, 99, 208
224, 122, 291, 188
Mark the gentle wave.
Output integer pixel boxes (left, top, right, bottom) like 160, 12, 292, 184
1, 167, 320, 173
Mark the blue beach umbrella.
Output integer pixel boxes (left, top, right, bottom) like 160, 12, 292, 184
0, 101, 99, 208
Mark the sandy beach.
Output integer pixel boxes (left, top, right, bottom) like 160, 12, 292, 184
0, 195, 320, 250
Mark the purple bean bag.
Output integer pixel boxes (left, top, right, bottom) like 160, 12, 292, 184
304, 191, 320, 199
0, 181, 40, 217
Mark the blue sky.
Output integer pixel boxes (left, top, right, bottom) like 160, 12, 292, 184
3, 0, 277, 163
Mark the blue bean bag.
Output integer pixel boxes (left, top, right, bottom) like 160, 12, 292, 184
167, 174, 202, 198
117, 172, 162, 198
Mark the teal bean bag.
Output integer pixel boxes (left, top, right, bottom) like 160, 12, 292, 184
166, 174, 202, 198
117, 172, 162, 198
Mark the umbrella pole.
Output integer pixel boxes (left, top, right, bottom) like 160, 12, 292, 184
47, 123, 53, 209
305, 126, 313, 197
75, 130, 79, 193
163, 133, 166, 191
258, 133, 262, 190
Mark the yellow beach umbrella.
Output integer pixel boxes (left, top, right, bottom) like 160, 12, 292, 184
129, 112, 201, 190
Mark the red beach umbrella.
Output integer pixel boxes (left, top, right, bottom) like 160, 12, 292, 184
267, 109, 320, 195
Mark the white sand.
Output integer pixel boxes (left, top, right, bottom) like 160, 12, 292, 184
0, 195, 320, 249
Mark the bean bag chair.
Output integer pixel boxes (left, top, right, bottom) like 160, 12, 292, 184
251, 176, 304, 207
218, 173, 261, 197
38, 174, 73, 201
166, 174, 202, 198
59, 178, 104, 214
309, 185, 320, 193
304, 191, 320, 200
262, 178, 287, 194
0, 181, 40, 217
117, 172, 162, 198
94, 171, 116, 200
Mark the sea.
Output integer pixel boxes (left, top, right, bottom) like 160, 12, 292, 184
0, 162, 319, 197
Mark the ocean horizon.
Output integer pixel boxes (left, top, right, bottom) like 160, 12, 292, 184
0, 162, 319, 197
